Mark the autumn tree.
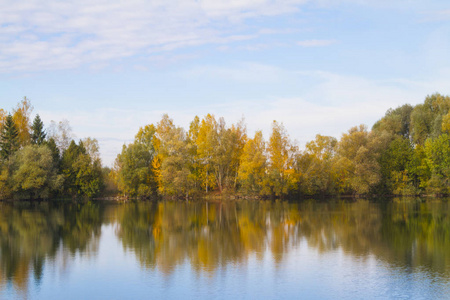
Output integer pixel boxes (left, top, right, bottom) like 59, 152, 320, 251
226, 119, 247, 189
155, 114, 194, 197
12, 97, 33, 146
238, 130, 266, 194
265, 121, 298, 196
187, 116, 202, 191
196, 114, 219, 192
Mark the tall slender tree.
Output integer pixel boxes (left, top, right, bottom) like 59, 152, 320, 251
0, 115, 20, 160
31, 114, 46, 145
265, 121, 298, 196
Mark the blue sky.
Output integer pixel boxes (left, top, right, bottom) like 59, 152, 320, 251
1, 0, 450, 165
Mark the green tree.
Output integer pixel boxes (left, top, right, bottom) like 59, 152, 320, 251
61, 140, 103, 198
336, 125, 381, 194
61, 140, 85, 196
0, 115, 20, 160
423, 134, 450, 194
0, 108, 6, 127
113, 139, 156, 198
379, 136, 411, 193
45, 137, 61, 170
11, 145, 63, 200
372, 104, 413, 138
410, 93, 450, 145
0, 161, 12, 199
298, 134, 339, 195
31, 114, 46, 145
74, 152, 103, 198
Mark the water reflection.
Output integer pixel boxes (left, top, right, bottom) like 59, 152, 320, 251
0, 202, 104, 293
0, 199, 449, 296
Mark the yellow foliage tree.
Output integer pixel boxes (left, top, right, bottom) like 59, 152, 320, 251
196, 114, 218, 192
238, 130, 266, 193
265, 121, 298, 196
12, 97, 33, 147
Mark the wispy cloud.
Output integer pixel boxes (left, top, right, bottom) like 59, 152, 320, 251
297, 39, 337, 47
0, 0, 311, 73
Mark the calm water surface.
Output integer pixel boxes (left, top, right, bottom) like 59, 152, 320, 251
0, 199, 449, 299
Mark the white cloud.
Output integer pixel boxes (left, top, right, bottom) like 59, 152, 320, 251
0, 0, 311, 73
2, 0, 430, 73
297, 39, 337, 47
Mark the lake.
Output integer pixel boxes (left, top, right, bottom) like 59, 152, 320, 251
0, 199, 449, 299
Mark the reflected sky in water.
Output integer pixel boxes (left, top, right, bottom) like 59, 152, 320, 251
0, 199, 449, 299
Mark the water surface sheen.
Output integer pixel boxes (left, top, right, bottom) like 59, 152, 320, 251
0, 199, 449, 299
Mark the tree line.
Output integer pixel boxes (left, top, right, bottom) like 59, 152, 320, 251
3, 93, 450, 200
0, 98, 105, 200
112, 93, 450, 198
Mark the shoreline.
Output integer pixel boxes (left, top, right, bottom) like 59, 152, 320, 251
1, 193, 445, 203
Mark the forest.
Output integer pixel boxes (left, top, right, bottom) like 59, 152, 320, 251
2, 93, 450, 200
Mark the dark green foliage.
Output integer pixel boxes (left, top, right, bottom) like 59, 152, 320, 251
377, 135, 415, 194
61, 140, 103, 198
0, 98, 108, 200
31, 114, 46, 145
0, 115, 20, 160
114, 142, 156, 198
45, 137, 61, 169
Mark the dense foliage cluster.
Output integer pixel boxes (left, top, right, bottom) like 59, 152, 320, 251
113, 93, 450, 198
4, 93, 450, 200
0, 98, 104, 200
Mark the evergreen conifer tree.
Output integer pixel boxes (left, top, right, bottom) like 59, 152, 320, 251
0, 115, 19, 160
31, 114, 46, 145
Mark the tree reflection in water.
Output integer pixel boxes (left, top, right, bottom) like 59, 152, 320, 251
0, 199, 449, 294
0, 201, 103, 293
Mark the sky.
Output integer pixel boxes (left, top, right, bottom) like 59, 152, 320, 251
1, 0, 450, 166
